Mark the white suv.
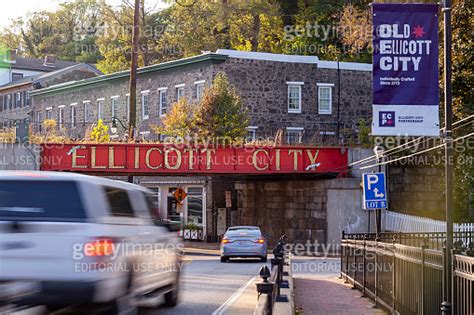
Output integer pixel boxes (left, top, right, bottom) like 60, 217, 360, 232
0, 171, 182, 313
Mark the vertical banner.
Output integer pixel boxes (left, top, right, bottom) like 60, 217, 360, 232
372, 3, 440, 136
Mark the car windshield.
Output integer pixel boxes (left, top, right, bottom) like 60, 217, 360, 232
0, 180, 86, 221
226, 228, 261, 238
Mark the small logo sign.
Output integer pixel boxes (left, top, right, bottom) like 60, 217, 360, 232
379, 111, 395, 127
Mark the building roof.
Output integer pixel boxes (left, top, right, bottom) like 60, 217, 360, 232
0, 63, 102, 91
0, 56, 79, 72
31, 53, 229, 96
31, 49, 372, 97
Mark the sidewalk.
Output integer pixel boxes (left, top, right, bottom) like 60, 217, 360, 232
292, 257, 386, 315
182, 241, 220, 256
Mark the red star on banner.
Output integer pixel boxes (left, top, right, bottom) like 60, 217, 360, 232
412, 25, 426, 38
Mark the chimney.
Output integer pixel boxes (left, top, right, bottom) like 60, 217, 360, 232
3, 49, 17, 63
43, 55, 56, 67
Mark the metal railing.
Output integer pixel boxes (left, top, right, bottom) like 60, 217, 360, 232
254, 235, 287, 315
341, 232, 474, 315
384, 210, 474, 233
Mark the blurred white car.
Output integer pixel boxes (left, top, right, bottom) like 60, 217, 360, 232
0, 171, 181, 313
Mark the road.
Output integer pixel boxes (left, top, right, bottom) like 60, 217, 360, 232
3, 254, 268, 315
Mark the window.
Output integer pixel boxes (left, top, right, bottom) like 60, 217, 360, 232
7, 94, 12, 110
111, 96, 119, 118
286, 127, 304, 144
83, 101, 90, 123
187, 187, 203, 225
36, 111, 42, 132
175, 84, 185, 101
97, 98, 104, 121
159, 88, 168, 116
25, 91, 30, 106
71, 103, 77, 128
246, 126, 258, 142
104, 187, 135, 217
287, 82, 303, 113
11, 73, 23, 81
58, 106, 65, 128
15, 92, 21, 108
0, 95, 3, 112
46, 107, 52, 120
141, 91, 150, 120
318, 83, 334, 115
0, 181, 86, 222
194, 80, 205, 100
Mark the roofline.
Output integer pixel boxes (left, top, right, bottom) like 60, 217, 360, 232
0, 63, 102, 93
31, 53, 228, 97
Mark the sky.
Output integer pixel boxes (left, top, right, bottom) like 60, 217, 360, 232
0, 0, 168, 28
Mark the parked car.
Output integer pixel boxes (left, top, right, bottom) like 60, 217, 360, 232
0, 171, 181, 313
220, 226, 267, 262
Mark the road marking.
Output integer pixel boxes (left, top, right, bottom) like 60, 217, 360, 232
212, 275, 257, 315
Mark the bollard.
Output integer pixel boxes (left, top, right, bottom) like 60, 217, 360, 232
256, 265, 274, 315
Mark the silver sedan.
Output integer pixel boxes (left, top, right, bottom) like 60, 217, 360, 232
220, 226, 267, 262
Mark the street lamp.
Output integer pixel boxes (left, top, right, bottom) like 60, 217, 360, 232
373, 145, 385, 240
111, 116, 127, 134
305, 163, 321, 171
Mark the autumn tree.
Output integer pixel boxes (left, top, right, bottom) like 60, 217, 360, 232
194, 72, 249, 143
154, 97, 197, 140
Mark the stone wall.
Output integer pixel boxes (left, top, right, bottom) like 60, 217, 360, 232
31, 55, 372, 144
234, 177, 363, 245
388, 164, 445, 220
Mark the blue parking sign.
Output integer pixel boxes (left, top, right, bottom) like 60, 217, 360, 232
363, 173, 388, 210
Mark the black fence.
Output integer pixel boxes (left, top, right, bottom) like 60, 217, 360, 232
341, 232, 474, 315
255, 235, 288, 315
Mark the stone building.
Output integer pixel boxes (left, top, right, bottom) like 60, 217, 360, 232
0, 63, 101, 129
31, 49, 371, 143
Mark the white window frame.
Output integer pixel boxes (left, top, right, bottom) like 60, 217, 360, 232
286, 127, 304, 144
158, 87, 168, 117
58, 105, 66, 127
141, 90, 150, 120
194, 80, 205, 100
83, 100, 90, 123
97, 98, 105, 121
70, 103, 77, 128
317, 83, 334, 115
45, 107, 52, 120
287, 81, 303, 113
175, 84, 185, 101
111, 96, 119, 119
246, 126, 258, 142
15, 92, 21, 108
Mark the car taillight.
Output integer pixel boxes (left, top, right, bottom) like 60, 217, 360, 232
84, 238, 115, 257
255, 238, 265, 244
222, 239, 233, 244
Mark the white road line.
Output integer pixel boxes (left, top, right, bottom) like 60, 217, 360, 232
212, 275, 257, 315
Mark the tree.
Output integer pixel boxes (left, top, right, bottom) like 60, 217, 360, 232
90, 119, 110, 142
194, 72, 249, 143
153, 97, 197, 140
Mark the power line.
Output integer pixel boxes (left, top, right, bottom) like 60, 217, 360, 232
349, 115, 474, 167
359, 132, 474, 170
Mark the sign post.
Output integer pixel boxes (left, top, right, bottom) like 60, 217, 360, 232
363, 172, 388, 238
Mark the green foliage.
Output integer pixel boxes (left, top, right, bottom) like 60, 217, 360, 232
194, 72, 250, 143
357, 118, 372, 146
183, 223, 202, 231
90, 119, 110, 143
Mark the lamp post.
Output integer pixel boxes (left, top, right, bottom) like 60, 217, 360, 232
373, 145, 385, 240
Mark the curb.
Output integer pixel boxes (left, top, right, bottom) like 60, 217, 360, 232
183, 247, 220, 256
288, 253, 295, 315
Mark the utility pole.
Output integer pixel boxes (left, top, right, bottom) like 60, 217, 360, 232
441, 0, 453, 313
128, 0, 140, 141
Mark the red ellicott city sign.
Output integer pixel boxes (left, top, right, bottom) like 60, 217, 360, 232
40, 144, 348, 175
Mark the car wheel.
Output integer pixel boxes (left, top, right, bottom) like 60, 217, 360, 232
163, 287, 179, 307
261, 256, 267, 262
220, 256, 228, 263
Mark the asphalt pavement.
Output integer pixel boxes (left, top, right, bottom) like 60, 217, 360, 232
2, 253, 269, 315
